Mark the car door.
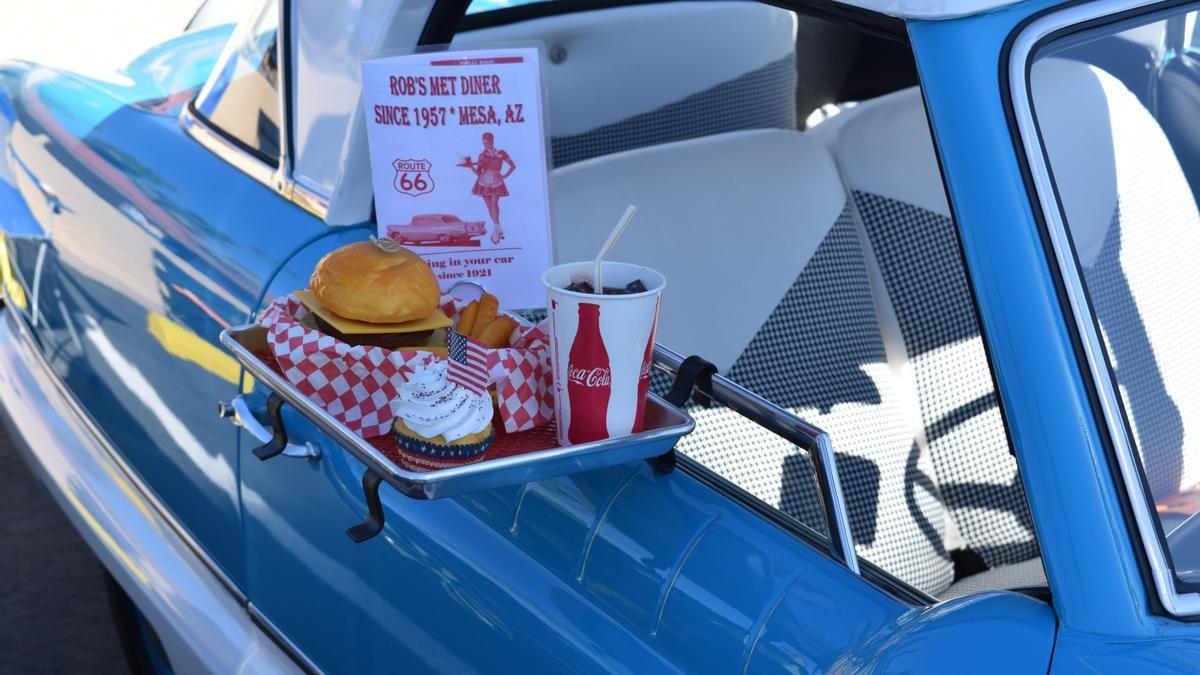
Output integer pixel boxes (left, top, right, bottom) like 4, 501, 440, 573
233, 1, 902, 669
0, 4, 326, 589
241, 226, 932, 673
230, 0, 1064, 672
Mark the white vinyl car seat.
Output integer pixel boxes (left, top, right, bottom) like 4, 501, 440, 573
809, 88, 1041, 581
455, 2, 798, 166
1034, 58, 1200, 504
552, 129, 957, 596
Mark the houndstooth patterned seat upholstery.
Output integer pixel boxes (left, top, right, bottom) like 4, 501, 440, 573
553, 130, 956, 596
810, 88, 1041, 573
719, 210, 955, 593
455, 2, 798, 167
550, 53, 796, 167
552, 96, 1048, 597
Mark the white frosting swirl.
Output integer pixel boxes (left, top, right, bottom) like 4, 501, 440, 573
395, 360, 491, 442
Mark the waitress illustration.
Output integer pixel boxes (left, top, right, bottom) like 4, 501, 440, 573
461, 132, 516, 244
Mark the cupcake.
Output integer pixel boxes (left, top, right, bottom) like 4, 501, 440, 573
393, 359, 494, 471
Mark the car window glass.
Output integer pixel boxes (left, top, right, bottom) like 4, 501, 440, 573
466, 0, 545, 14
194, 0, 280, 162
1032, 10, 1200, 585
457, 0, 1036, 600
188, 0, 246, 32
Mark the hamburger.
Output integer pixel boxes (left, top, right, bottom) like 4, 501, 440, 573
300, 238, 451, 350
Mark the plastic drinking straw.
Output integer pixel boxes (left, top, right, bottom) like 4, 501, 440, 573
593, 205, 638, 293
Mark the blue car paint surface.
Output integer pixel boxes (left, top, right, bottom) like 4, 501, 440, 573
240, 224, 1054, 672
1, 0, 1198, 672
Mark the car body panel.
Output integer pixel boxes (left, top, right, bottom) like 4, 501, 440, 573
243, 227, 905, 673
0, 308, 301, 675
838, 592, 1055, 673
242, 224, 1052, 673
909, 7, 1159, 638
1052, 628, 1200, 674
3, 0, 1200, 671
240, 386, 1055, 673
0, 23, 312, 589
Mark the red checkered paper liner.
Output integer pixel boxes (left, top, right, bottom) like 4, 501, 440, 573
258, 294, 554, 438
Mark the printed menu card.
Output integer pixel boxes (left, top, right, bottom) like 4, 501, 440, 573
361, 46, 554, 309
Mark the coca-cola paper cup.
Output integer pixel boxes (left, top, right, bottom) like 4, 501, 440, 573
543, 261, 665, 446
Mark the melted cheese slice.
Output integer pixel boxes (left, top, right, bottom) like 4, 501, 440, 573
295, 289, 452, 334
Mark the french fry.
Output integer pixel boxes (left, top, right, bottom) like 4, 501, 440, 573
477, 316, 518, 348
457, 300, 479, 336
471, 294, 499, 339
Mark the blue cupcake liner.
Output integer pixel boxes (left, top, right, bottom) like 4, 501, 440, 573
394, 427, 494, 461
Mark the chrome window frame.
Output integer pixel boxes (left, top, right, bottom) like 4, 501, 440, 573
653, 347, 861, 578
1009, 0, 1200, 617
180, 0, 330, 220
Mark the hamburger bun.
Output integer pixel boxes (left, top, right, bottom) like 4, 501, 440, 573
310, 239, 440, 323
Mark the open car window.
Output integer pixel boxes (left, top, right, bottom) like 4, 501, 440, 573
449, 0, 1039, 600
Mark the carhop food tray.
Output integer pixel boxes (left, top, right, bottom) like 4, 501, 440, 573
220, 324, 695, 510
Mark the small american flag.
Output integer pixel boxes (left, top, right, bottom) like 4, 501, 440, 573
448, 330, 489, 394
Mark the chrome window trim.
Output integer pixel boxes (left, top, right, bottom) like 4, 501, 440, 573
654, 346, 861, 576
180, 102, 286, 195
274, 0, 292, 192
291, 176, 331, 218
179, 0, 335, 220
657, 344, 942, 606
275, 0, 331, 220
1009, 0, 1200, 617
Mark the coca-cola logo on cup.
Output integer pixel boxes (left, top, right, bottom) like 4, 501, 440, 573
567, 366, 611, 388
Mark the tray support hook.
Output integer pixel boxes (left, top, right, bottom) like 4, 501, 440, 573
649, 355, 716, 473
253, 392, 289, 461
346, 469, 385, 543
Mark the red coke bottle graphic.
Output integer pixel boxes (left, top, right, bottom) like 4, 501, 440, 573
567, 302, 611, 444
632, 326, 655, 433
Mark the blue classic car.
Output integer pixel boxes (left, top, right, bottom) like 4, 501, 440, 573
3, 0, 1200, 671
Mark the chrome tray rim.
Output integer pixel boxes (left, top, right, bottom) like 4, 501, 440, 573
220, 323, 694, 499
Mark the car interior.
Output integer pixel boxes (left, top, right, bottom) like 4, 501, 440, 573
455, 0, 1039, 600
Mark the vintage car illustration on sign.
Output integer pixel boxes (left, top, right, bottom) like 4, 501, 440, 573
386, 213, 486, 246
4, 0, 1200, 672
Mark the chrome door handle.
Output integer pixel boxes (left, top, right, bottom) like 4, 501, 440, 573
41, 187, 69, 215
219, 394, 321, 460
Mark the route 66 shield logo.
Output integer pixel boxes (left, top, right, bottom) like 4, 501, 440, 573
392, 158, 434, 196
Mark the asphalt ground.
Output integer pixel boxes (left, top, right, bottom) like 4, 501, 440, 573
0, 431, 129, 675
